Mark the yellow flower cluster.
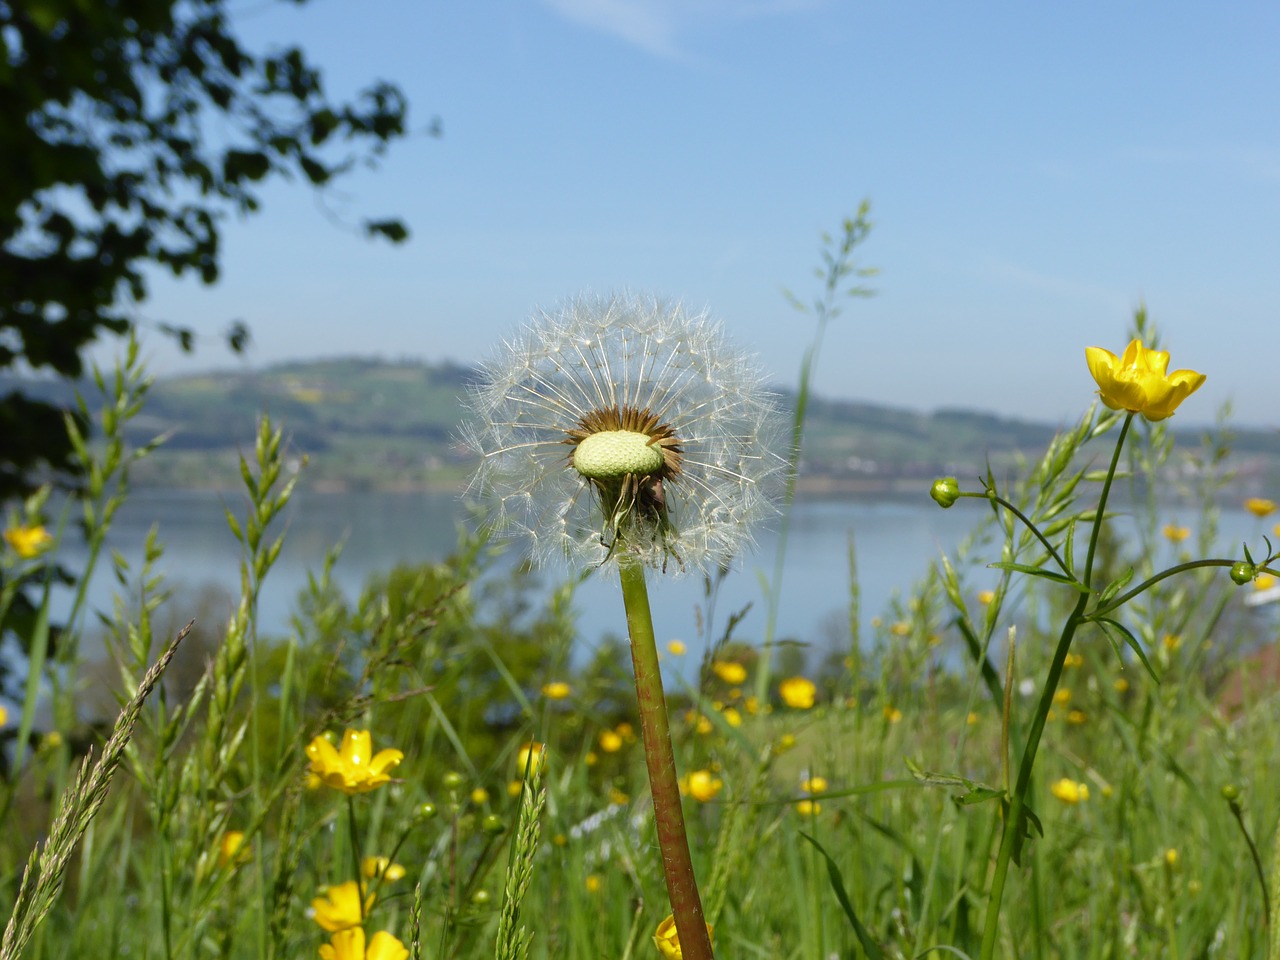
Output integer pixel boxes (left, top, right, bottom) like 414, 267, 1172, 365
3, 524, 52, 559
1050, 778, 1090, 805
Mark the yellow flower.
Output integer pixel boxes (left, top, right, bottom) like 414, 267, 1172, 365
306, 730, 403, 795
615, 722, 636, 742
1255, 573, 1276, 591
540, 681, 571, 699
1084, 338, 1205, 421
694, 714, 713, 736
721, 707, 741, 728
3, 524, 53, 559
311, 880, 373, 932
362, 856, 406, 883
1162, 523, 1191, 543
1274, 522, 1280, 539
711, 661, 747, 685
516, 741, 546, 774
774, 733, 796, 754
883, 705, 902, 724
1164, 848, 1179, 868
801, 775, 828, 794
653, 914, 713, 959
966, 711, 979, 725
507, 779, 523, 797
0, 705, 7, 726
318, 928, 409, 960
976, 589, 995, 605
1067, 709, 1087, 725
1245, 497, 1277, 518
1113, 677, 1130, 694
889, 620, 910, 637
682, 769, 723, 802
598, 729, 623, 753
608, 787, 629, 805
218, 830, 250, 867
1064, 653, 1084, 668
795, 799, 822, 816
1049, 778, 1089, 805
1053, 689, 1071, 706
1162, 634, 1181, 652
584, 874, 603, 893
666, 639, 687, 656
778, 676, 816, 710
470, 787, 489, 805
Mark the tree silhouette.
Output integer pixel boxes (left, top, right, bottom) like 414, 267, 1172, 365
0, 0, 413, 501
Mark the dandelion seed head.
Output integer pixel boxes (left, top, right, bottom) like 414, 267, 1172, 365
464, 293, 785, 574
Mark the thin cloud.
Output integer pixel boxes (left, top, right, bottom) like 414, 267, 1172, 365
542, 0, 822, 60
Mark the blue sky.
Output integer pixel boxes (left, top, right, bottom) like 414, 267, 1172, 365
125, 1, 1279, 427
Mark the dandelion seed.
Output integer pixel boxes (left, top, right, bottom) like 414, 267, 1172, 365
463, 293, 784, 573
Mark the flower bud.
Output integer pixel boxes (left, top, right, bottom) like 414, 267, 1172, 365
1229, 562, 1256, 585
1220, 784, 1240, 801
481, 814, 505, 835
441, 771, 466, 791
930, 477, 960, 509
418, 802, 438, 820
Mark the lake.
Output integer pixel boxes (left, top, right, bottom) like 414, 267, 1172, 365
54, 488, 1269, 665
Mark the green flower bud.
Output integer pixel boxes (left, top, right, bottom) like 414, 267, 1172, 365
471, 889, 491, 906
481, 814, 505, 835
1220, 784, 1240, 801
1229, 562, 1255, 585
418, 802, 438, 820
930, 477, 960, 509
441, 771, 466, 791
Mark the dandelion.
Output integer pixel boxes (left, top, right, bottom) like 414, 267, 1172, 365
1162, 523, 1191, 543
3, 523, 53, 558
541, 681, 571, 699
306, 730, 403, 795
711, 660, 747, 685
362, 857, 406, 883
653, 914, 714, 960
464, 293, 783, 573
1084, 338, 1205, 421
1245, 497, 1277, 518
311, 881, 373, 932
464, 295, 772, 960
1049, 778, 1090, 805
318, 929, 409, 960
778, 676, 816, 709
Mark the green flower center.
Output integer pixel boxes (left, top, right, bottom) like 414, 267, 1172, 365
573, 430, 665, 479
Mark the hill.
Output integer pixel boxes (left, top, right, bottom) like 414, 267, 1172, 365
4, 357, 1276, 495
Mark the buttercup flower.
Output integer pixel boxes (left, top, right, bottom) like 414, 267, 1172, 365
653, 914, 713, 960
1244, 497, 1277, 518
1084, 338, 1205, 421
3, 524, 53, 559
681, 769, 723, 802
311, 880, 374, 932
318, 928, 408, 960
1049, 778, 1090, 805
516, 741, 546, 773
666, 639, 687, 656
711, 660, 747, 685
778, 676, 816, 709
541, 681, 571, 699
306, 730, 403, 795
1162, 523, 1190, 543
218, 831, 250, 867
362, 856, 406, 883
464, 294, 784, 573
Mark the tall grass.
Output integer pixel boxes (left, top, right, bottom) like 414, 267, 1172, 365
0, 317, 1276, 959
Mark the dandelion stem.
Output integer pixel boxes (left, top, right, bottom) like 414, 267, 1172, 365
618, 556, 714, 960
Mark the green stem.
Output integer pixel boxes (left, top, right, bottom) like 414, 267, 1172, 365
618, 557, 713, 960
1091, 559, 1243, 618
978, 413, 1131, 959
981, 493, 1073, 577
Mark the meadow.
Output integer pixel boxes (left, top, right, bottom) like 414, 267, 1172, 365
1, 248, 1278, 958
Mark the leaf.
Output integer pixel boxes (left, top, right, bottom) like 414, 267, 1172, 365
1096, 616, 1160, 685
365, 218, 410, 243
1098, 566, 1135, 606
988, 562, 1088, 591
799, 832, 885, 959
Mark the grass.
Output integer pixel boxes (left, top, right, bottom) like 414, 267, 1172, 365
1, 320, 1278, 957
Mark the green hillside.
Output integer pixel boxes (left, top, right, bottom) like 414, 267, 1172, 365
5, 356, 1276, 494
